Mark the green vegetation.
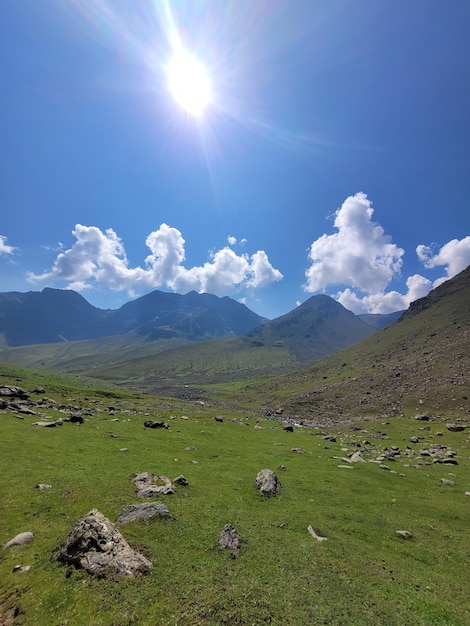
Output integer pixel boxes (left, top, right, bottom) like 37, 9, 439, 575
1, 364, 469, 625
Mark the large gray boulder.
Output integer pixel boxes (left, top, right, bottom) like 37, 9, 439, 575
58, 509, 152, 576
256, 469, 282, 497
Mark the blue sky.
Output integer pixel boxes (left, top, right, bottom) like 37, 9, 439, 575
1, 0, 469, 319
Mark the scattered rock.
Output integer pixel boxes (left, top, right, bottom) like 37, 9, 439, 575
173, 475, 189, 487
219, 524, 240, 556
68, 412, 84, 424
396, 530, 412, 540
307, 525, 328, 542
283, 425, 294, 433
440, 478, 455, 486
2, 532, 34, 550
214, 416, 224, 422
409, 436, 419, 444
256, 469, 282, 497
349, 451, 365, 463
12, 564, 31, 573
184, 446, 196, 451
412, 414, 429, 421
446, 423, 465, 432
133, 472, 174, 497
58, 509, 152, 576
465, 492, 470, 497
144, 420, 169, 429
278, 464, 287, 471
115, 502, 171, 525
291, 448, 304, 454
35, 484, 52, 490
0, 386, 29, 399
33, 420, 63, 427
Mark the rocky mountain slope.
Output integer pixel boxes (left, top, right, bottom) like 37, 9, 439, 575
246, 265, 470, 424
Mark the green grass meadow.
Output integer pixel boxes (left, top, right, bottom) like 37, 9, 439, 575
1, 372, 469, 625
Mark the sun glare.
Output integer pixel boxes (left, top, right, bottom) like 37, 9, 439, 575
166, 50, 212, 117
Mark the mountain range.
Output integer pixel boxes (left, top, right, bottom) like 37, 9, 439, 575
0, 288, 266, 347
0, 286, 388, 376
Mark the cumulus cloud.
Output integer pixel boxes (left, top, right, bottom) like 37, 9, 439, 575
336, 274, 432, 314
416, 236, 470, 283
227, 235, 237, 246
27, 223, 283, 298
304, 192, 469, 314
0, 235, 16, 256
305, 192, 404, 294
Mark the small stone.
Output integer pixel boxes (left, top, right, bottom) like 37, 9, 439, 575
396, 530, 412, 540
173, 475, 189, 486
349, 451, 365, 463
219, 524, 240, 556
35, 483, 52, 490
440, 478, 455, 486
291, 448, 304, 454
2, 532, 34, 550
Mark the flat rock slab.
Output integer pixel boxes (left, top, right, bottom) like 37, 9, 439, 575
2, 532, 34, 550
33, 420, 63, 427
116, 502, 171, 525
58, 509, 152, 577
133, 472, 174, 497
256, 469, 282, 497
446, 423, 466, 432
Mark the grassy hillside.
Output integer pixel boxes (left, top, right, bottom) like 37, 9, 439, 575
227, 266, 470, 423
0, 333, 193, 372
81, 335, 297, 390
1, 363, 469, 625
0, 294, 378, 384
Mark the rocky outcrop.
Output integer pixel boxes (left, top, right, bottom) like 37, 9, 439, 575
58, 509, 152, 576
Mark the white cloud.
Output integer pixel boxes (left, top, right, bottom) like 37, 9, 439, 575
303, 192, 468, 315
336, 274, 432, 314
227, 235, 237, 246
246, 250, 283, 289
0, 235, 16, 256
416, 236, 470, 283
305, 192, 404, 294
27, 223, 283, 298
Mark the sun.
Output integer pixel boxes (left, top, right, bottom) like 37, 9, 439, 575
166, 50, 212, 117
